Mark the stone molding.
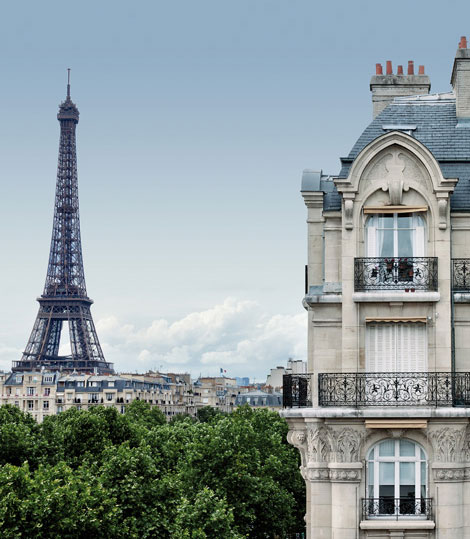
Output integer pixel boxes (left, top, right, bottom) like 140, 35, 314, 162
432, 466, 465, 482
328, 468, 361, 482
304, 467, 329, 482
302, 465, 362, 483
328, 462, 362, 483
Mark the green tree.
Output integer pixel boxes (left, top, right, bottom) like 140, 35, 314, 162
174, 487, 243, 539
196, 406, 226, 423
0, 405, 41, 467
124, 399, 166, 429
39, 406, 136, 468
0, 462, 120, 538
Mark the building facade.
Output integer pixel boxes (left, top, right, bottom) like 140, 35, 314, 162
0, 371, 196, 421
283, 38, 470, 538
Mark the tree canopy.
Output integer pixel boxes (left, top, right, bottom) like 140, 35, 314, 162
0, 404, 305, 538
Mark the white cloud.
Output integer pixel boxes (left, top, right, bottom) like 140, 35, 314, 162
97, 297, 307, 381
0, 344, 23, 372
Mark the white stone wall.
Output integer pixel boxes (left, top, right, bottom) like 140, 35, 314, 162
284, 131, 470, 539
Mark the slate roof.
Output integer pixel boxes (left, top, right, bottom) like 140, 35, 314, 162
322, 92, 470, 211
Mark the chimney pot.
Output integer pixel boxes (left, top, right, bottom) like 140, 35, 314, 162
408, 61, 414, 75
370, 59, 430, 119
419, 65, 425, 75
451, 40, 470, 124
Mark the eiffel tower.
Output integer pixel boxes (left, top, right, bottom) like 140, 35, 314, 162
13, 73, 114, 374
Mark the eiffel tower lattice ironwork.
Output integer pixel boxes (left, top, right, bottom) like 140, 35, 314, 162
13, 74, 114, 374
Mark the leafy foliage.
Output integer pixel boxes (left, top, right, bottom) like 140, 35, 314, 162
0, 404, 305, 537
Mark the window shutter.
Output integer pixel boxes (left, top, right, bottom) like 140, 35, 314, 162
397, 324, 412, 372
366, 324, 396, 372
396, 324, 427, 372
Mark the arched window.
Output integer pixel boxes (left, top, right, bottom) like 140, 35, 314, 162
366, 213, 426, 258
366, 439, 429, 518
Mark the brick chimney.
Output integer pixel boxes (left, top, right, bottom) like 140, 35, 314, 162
451, 36, 470, 126
370, 60, 431, 118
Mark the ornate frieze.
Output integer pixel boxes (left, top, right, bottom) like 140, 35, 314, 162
307, 425, 331, 463
329, 426, 366, 463
428, 426, 466, 462
328, 468, 361, 482
305, 468, 329, 482
433, 467, 465, 482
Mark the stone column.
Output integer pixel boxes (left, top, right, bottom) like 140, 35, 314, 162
329, 462, 362, 539
428, 423, 468, 539
432, 464, 464, 538
328, 424, 366, 539
305, 466, 332, 539
286, 420, 333, 539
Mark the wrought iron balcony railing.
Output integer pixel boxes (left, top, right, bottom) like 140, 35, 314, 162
318, 372, 470, 407
453, 258, 470, 292
354, 257, 438, 292
283, 374, 312, 408
362, 498, 433, 520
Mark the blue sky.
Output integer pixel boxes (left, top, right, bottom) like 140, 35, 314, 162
0, 0, 469, 379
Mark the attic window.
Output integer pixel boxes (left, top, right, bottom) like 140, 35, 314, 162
382, 124, 417, 136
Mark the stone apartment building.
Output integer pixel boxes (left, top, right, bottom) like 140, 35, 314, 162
283, 38, 470, 538
0, 370, 196, 421
193, 376, 239, 412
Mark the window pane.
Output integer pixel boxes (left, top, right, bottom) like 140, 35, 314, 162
378, 215, 394, 228
397, 214, 412, 228
421, 461, 426, 486
397, 230, 413, 257
420, 449, 425, 460
368, 464, 374, 498
400, 440, 415, 456
379, 440, 395, 457
378, 229, 394, 257
400, 462, 415, 498
379, 462, 395, 485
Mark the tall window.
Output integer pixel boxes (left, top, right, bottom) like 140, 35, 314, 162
366, 213, 425, 258
366, 323, 427, 373
367, 439, 427, 517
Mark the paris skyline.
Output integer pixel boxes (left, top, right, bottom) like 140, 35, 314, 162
0, 0, 468, 379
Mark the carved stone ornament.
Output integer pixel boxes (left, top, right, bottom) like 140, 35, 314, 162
386, 428, 407, 439
295, 431, 306, 445
381, 151, 409, 205
305, 468, 329, 482
329, 468, 361, 482
428, 426, 466, 463
438, 198, 448, 230
433, 468, 465, 482
286, 429, 308, 468
461, 424, 470, 462
330, 427, 366, 463
344, 199, 354, 230
307, 426, 331, 463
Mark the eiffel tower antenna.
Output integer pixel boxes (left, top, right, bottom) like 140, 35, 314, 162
14, 75, 114, 375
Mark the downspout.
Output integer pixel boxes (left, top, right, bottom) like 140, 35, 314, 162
450, 219, 456, 402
